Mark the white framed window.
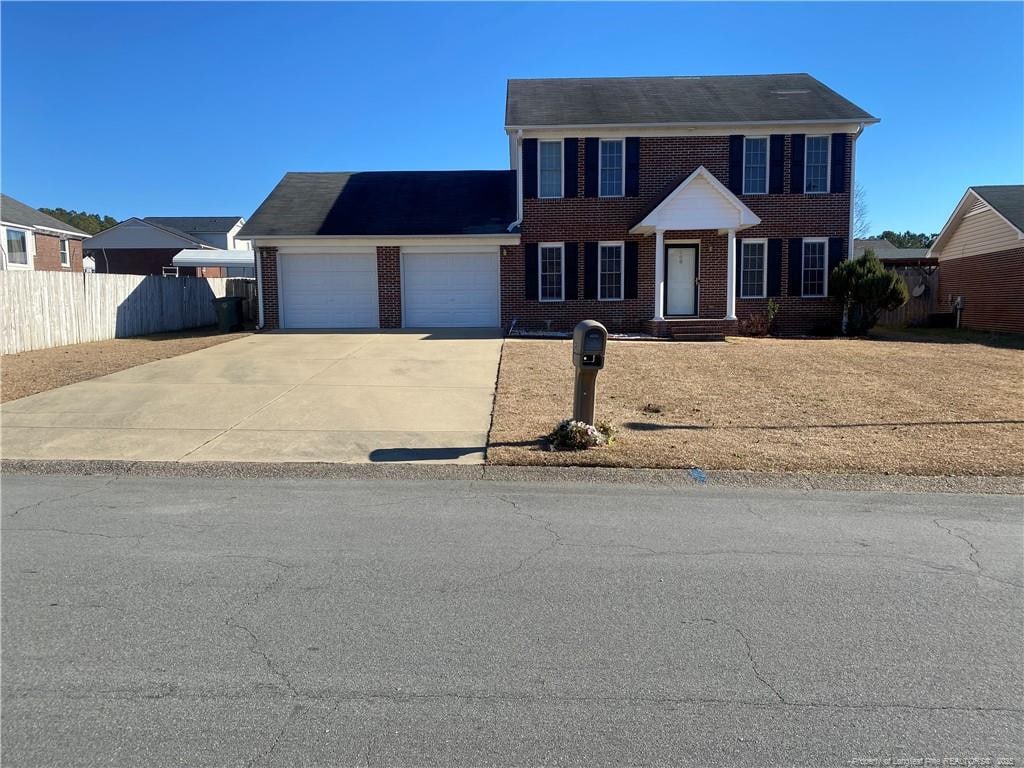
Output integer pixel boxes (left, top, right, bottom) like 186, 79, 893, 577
599, 139, 624, 197
598, 242, 624, 301
743, 136, 769, 195
59, 239, 70, 267
539, 243, 564, 302
802, 239, 828, 297
538, 140, 563, 199
4, 227, 30, 267
162, 266, 180, 277
804, 135, 830, 194
740, 239, 767, 298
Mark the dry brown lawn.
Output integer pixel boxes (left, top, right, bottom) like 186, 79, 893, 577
1, 328, 249, 403
488, 336, 1024, 475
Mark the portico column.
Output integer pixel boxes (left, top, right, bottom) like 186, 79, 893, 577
653, 229, 665, 320
726, 229, 737, 320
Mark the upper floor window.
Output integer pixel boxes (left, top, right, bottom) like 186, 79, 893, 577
5, 228, 29, 265
740, 240, 767, 298
805, 136, 830, 194
539, 243, 564, 302
538, 140, 563, 199
599, 139, 624, 197
743, 137, 768, 195
598, 242, 624, 300
59, 239, 70, 267
802, 239, 827, 297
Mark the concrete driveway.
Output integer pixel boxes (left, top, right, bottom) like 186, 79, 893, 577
0, 329, 503, 464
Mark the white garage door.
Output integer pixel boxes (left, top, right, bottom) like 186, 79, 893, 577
279, 250, 378, 329
402, 248, 499, 327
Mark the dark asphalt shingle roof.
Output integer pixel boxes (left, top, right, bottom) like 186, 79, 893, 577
144, 216, 243, 234
0, 193, 90, 236
505, 73, 878, 127
971, 185, 1024, 233
238, 171, 517, 238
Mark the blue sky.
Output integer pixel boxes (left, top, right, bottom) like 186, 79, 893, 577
2, 2, 1021, 234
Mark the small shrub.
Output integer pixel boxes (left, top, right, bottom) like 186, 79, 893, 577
830, 249, 910, 335
546, 419, 616, 451
766, 299, 780, 332
738, 313, 770, 337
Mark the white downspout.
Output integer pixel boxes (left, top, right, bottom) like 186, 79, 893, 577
254, 241, 265, 330
507, 129, 523, 232
849, 122, 865, 259
654, 229, 665, 320
726, 229, 737, 320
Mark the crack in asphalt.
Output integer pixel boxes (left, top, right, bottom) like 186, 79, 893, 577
6, 477, 117, 518
933, 519, 1022, 589
730, 625, 787, 703
495, 495, 563, 578
5, 527, 142, 543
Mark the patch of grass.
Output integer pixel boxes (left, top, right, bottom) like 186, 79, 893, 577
872, 325, 1024, 349
487, 337, 1024, 475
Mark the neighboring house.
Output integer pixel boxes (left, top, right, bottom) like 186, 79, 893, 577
0, 193, 90, 272
239, 73, 878, 337
83, 216, 253, 277
927, 185, 1024, 333
854, 237, 934, 268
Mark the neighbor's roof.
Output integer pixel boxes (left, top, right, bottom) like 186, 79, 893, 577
0, 193, 90, 237
853, 238, 931, 262
970, 185, 1024, 233
144, 216, 244, 234
505, 73, 878, 128
238, 171, 517, 238
82, 217, 217, 250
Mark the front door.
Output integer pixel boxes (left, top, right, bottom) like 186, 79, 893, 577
666, 245, 698, 316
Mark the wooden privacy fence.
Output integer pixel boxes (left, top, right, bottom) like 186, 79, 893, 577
0, 271, 243, 354
225, 278, 258, 322
877, 265, 939, 327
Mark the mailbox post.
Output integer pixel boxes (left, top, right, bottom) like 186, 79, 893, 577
571, 320, 608, 424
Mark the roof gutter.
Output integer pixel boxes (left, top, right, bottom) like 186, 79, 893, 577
504, 117, 881, 131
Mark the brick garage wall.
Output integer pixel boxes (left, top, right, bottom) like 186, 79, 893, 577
376, 246, 401, 328
33, 232, 84, 272
258, 247, 280, 329
938, 248, 1024, 333
511, 135, 850, 336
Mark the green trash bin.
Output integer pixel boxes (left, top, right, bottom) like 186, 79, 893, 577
212, 296, 244, 332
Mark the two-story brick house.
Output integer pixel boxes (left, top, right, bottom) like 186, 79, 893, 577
240, 74, 878, 337
1, 194, 90, 272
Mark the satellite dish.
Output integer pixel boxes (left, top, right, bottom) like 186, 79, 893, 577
911, 283, 928, 298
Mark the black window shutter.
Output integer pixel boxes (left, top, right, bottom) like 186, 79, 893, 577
734, 238, 744, 296
522, 139, 537, 200
524, 243, 538, 300
769, 135, 785, 194
767, 239, 783, 297
624, 241, 638, 299
583, 242, 598, 299
584, 139, 599, 197
563, 138, 578, 198
788, 238, 803, 296
790, 134, 805, 194
564, 242, 579, 300
830, 133, 848, 193
828, 237, 845, 283
728, 135, 744, 195
625, 138, 640, 197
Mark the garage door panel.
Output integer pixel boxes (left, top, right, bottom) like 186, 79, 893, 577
403, 251, 499, 328
280, 252, 379, 329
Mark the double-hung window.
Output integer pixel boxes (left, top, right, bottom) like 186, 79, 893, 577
740, 240, 767, 298
802, 239, 828, 297
743, 137, 768, 195
538, 140, 563, 199
5, 228, 29, 266
598, 242, 624, 301
539, 243, 564, 302
804, 135, 830, 194
59, 239, 70, 267
599, 139, 624, 197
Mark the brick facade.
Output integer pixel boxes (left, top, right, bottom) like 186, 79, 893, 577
506, 134, 851, 335
257, 247, 280, 329
32, 232, 83, 272
376, 246, 402, 328
938, 248, 1024, 334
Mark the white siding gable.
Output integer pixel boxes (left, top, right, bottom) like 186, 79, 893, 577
631, 166, 760, 234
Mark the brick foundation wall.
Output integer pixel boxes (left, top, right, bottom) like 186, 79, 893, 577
938, 248, 1024, 334
511, 135, 850, 336
376, 246, 402, 328
33, 232, 83, 272
258, 247, 280, 329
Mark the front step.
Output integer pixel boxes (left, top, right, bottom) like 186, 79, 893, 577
645, 318, 736, 340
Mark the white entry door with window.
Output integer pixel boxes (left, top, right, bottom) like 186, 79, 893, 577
666, 244, 698, 315
279, 250, 379, 329
402, 247, 499, 327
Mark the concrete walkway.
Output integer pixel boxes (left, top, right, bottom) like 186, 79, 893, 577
0, 329, 503, 464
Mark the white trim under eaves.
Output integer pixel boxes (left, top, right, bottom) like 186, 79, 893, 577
505, 118, 879, 138
248, 234, 521, 248
0, 220, 87, 239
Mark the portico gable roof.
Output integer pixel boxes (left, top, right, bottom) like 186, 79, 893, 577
629, 166, 761, 235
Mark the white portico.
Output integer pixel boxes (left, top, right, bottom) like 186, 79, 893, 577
630, 166, 761, 321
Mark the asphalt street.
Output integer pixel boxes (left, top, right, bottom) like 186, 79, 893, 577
1, 473, 1021, 767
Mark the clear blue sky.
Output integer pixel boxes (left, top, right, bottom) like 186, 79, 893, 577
2, 1, 1021, 234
